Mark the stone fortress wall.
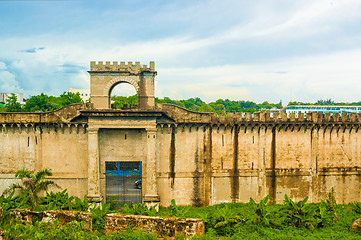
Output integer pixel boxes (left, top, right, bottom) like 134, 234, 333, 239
156, 105, 361, 205
0, 104, 89, 198
0, 103, 360, 206
0, 60, 360, 206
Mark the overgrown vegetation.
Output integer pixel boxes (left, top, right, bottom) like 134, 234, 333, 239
2, 220, 158, 240
1, 169, 361, 239
4, 168, 59, 210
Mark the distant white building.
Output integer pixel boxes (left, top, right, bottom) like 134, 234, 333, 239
69, 88, 90, 102
0, 93, 24, 105
285, 105, 361, 114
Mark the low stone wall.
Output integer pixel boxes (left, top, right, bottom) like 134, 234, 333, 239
105, 214, 204, 237
10, 209, 92, 231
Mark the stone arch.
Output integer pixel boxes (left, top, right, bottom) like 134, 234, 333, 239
104, 76, 140, 108
103, 76, 140, 96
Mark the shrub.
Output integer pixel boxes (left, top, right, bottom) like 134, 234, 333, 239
3, 168, 59, 210
90, 200, 112, 234
248, 195, 274, 226
281, 195, 316, 230
3, 220, 97, 240
207, 204, 246, 236
38, 189, 76, 211
120, 202, 158, 216
168, 199, 192, 218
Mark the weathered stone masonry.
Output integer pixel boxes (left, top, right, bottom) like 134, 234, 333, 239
155, 107, 361, 205
1, 104, 361, 206
0, 61, 361, 206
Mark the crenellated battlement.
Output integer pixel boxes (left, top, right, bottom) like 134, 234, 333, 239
211, 111, 361, 124
158, 103, 361, 124
90, 61, 155, 74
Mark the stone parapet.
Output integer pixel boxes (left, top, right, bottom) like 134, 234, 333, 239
105, 214, 204, 237
0, 103, 91, 124
155, 104, 361, 124
2, 104, 360, 125
156, 103, 212, 123
90, 61, 156, 74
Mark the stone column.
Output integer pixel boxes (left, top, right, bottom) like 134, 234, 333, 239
87, 128, 101, 201
144, 128, 159, 204
139, 71, 156, 109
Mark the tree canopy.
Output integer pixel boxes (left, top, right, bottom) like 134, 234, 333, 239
1, 92, 82, 113
4, 92, 361, 114
155, 97, 282, 113
111, 94, 283, 113
3, 93, 22, 112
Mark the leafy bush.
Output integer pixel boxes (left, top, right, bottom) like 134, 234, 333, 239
208, 204, 245, 236
314, 202, 336, 228
90, 201, 112, 234
314, 188, 338, 227
168, 199, 192, 218
38, 189, 75, 211
0, 191, 29, 224
3, 220, 97, 240
281, 195, 316, 230
248, 195, 274, 226
74, 195, 96, 212
2, 220, 158, 240
120, 202, 158, 216
350, 202, 361, 214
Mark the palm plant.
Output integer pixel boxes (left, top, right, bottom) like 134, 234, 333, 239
281, 194, 316, 230
249, 195, 272, 226
4, 168, 60, 210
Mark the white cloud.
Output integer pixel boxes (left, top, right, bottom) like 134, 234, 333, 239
0, 0, 361, 104
0, 62, 24, 93
155, 48, 361, 103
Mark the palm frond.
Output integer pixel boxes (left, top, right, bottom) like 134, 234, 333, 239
34, 180, 60, 194
34, 168, 53, 184
3, 183, 23, 195
15, 168, 33, 179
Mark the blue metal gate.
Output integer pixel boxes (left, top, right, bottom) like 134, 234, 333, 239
105, 161, 142, 206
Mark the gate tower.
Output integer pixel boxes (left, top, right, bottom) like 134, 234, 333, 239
88, 61, 157, 109
86, 61, 159, 206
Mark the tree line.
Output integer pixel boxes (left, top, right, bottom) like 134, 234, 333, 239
113, 95, 283, 113
2, 92, 361, 113
0, 92, 82, 112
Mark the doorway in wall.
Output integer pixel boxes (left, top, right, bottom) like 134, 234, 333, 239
105, 161, 142, 207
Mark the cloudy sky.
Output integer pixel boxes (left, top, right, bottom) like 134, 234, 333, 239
1, 0, 361, 104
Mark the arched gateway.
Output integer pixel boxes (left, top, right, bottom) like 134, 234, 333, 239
89, 61, 157, 109
86, 61, 159, 206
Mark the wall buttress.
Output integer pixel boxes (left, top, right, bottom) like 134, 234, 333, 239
87, 128, 101, 200
144, 128, 160, 203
